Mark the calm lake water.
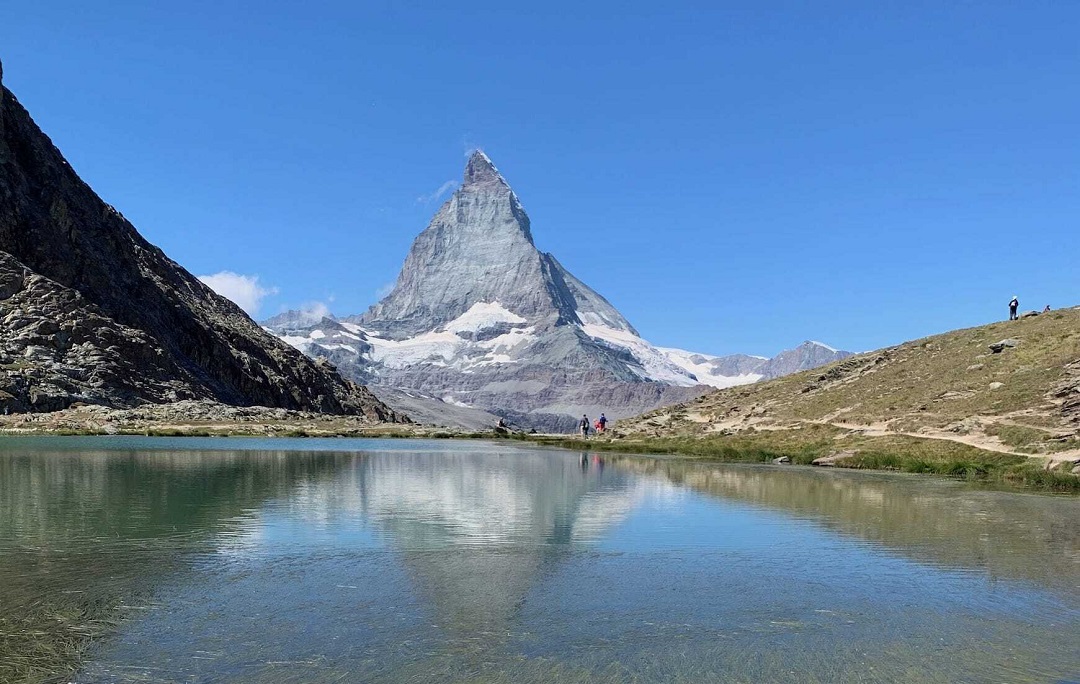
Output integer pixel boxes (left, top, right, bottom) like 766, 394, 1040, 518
0, 437, 1077, 683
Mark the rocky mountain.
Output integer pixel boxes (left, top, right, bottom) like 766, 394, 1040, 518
267, 151, 848, 430
0, 59, 397, 420
755, 341, 852, 380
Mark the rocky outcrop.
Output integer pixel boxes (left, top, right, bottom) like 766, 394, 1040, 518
0, 58, 398, 421
989, 339, 1020, 354
1055, 360, 1080, 425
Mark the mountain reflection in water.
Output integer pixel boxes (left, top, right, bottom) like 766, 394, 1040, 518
0, 437, 1076, 683
621, 458, 1080, 592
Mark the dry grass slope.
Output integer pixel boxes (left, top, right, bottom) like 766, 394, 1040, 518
605, 307, 1080, 490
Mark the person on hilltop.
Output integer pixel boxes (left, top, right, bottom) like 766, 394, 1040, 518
1044, 304, 1051, 313
579, 415, 590, 438
599, 413, 608, 433
1009, 296, 1019, 321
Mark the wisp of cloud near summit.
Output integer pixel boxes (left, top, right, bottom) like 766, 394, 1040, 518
416, 180, 458, 204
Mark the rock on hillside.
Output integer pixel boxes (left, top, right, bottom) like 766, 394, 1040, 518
623, 308, 1080, 457
0, 59, 397, 421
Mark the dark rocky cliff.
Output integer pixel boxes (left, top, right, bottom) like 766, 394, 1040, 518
0, 59, 397, 420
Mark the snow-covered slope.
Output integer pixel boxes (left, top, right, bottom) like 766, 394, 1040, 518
655, 348, 765, 389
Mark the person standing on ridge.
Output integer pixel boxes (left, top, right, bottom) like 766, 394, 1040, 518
580, 415, 590, 438
599, 414, 608, 433
1009, 296, 1019, 321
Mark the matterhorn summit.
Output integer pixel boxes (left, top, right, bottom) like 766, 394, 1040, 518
361, 151, 636, 341
268, 151, 849, 429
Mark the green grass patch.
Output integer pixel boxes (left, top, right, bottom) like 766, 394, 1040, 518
524, 429, 1079, 493
985, 424, 1054, 449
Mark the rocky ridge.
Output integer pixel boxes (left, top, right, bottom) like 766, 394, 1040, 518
0, 59, 397, 421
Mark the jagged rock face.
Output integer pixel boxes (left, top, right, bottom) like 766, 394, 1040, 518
0, 60, 398, 420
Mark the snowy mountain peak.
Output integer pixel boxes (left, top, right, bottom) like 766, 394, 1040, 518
806, 340, 839, 353
265, 151, 854, 430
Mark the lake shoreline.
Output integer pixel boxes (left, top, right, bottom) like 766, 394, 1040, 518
1, 404, 1078, 492
519, 430, 1080, 493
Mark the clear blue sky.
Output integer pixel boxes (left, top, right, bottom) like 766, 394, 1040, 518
3, 1, 1077, 356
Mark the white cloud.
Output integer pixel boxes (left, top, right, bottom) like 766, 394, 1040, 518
416, 179, 458, 204
198, 271, 278, 316
298, 301, 332, 321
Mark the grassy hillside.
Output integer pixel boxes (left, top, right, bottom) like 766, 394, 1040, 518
586, 307, 1080, 491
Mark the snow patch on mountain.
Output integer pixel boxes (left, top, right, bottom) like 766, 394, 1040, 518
279, 334, 318, 354
656, 347, 764, 389
808, 340, 838, 353
277, 302, 538, 374
578, 322, 701, 386
444, 301, 526, 333
577, 310, 628, 331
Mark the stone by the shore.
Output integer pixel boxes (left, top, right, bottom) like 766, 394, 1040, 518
812, 450, 856, 467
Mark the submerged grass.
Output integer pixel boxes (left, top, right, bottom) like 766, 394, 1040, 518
0, 551, 162, 684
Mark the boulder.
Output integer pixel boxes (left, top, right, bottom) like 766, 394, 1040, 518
988, 339, 1020, 354
812, 450, 856, 467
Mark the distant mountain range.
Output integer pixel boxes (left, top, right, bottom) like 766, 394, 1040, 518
658, 341, 852, 386
266, 152, 851, 429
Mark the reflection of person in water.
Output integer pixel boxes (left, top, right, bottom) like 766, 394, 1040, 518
580, 453, 589, 472
592, 453, 605, 474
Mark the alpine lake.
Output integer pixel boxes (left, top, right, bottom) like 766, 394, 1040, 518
1, 437, 1077, 683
